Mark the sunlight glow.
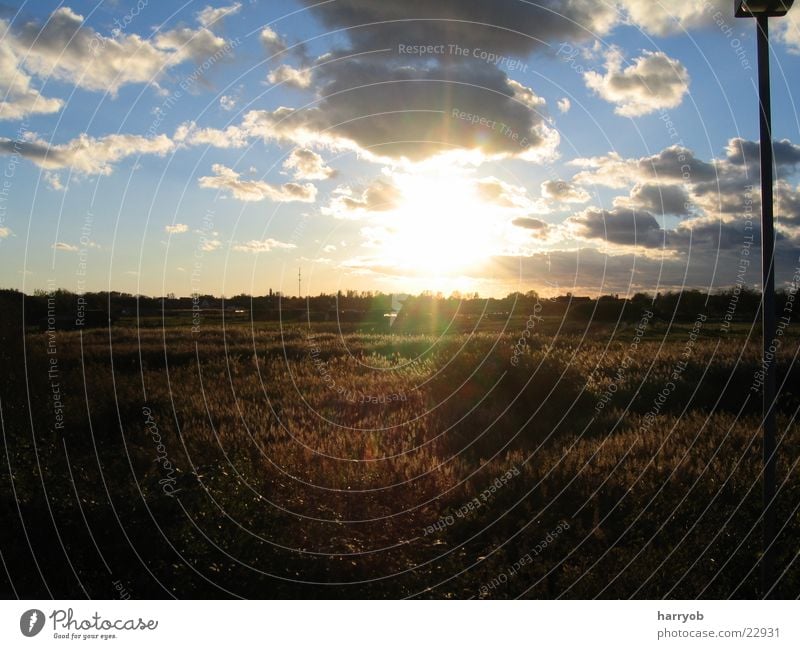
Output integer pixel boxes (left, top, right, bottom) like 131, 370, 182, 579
368, 171, 509, 275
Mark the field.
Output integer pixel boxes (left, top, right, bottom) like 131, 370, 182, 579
1, 308, 799, 599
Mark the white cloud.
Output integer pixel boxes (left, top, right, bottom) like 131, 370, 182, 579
541, 179, 590, 204
44, 171, 65, 191
153, 27, 228, 63
0, 226, 12, 238
323, 178, 401, 218
557, 97, 571, 114
1, 6, 234, 102
283, 148, 335, 180
584, 49, 690, 117
233, 238, 297, 253
165, 223, 189, 234
260, 26, 287, 55
220, 95, 237, 111
775, 15, 800, 55
52, 242, 78, 252
200, 238, 222, 252
0, 40, 64, 120
7, 9, 165, 94
197, 3, 242, 28
0, 132, 173, 175
173, 120, 248, 149
198, 163, 317, 202
267, 64, 312, 88
476, 177, 548, 212
618, 0, 729, 37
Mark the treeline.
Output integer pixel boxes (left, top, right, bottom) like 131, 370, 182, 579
0, 285, 796, 328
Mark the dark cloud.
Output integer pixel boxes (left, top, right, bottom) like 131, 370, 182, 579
541, 179, 590, 203
638, 145, 717, 183
486, 236, 800, 296
512, 217, 549, 230
617, 182, 692, 216
726, 137, 800, 171
568, 204, 790, 255
776, 181, 800, 226
297, 0, 616, 56
568, 207, 666, 248
297, 56, 555, 161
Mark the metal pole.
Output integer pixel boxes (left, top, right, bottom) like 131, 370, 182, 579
756, 12, 777, 598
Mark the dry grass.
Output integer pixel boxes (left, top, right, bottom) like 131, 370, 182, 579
1, 320, 798, 598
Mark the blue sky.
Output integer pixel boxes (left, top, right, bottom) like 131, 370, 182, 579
1, 0, 800, 298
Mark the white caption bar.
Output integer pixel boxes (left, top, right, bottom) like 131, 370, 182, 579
0, 600, 796, 648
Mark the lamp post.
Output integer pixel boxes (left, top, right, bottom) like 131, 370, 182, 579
735, 0, 794, 598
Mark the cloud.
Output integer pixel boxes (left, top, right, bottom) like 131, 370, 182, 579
313, 57, 558, 161
178, 55, 559, 163
0, 132, 173, 175
1, 7, 233, 100
165, 223, 189, 234
198, 163, 317, 202
570, 144, 717, 188
614, 182, 692, 216
197, 3, 242, 28
617, 0, 729, 37
726, 137, 800, 169
324, 177, 401, 217
297, 0, 618, 56
267, 64, 312, 88
260, 26, 287, 55
173, 120, 248, 148
153, 27, 228, 62
584, 48, 689, 117
220, 95, 237, 111
483, 239, 789, 296
40, 171, 63, 191
567, 206, 666, 248
476, 177, 546, 211
565, 201, 794, 256
0, 226, 11, 238
541, 179, 590, 204
557, 97, 571, 114
0, 40, 63, 120
777, 181, 800, 223
233, 238, 297, 253
512, 217, 550, 231
775, 16, 800, 55
168, 3, 574, 165
52, 242, 78, 252
3, 8, 172, 94
200, 238, 222, 252
283, 148, 335, 180
569, 135, 800, 234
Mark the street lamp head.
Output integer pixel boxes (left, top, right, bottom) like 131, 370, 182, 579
735, 0, 794, 17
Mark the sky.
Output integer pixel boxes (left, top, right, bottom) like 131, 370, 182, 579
1, 0, 800, 298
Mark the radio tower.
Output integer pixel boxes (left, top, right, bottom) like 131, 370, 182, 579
298, 267, 301, 298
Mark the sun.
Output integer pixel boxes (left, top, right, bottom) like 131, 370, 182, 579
369, 171, 505, 276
